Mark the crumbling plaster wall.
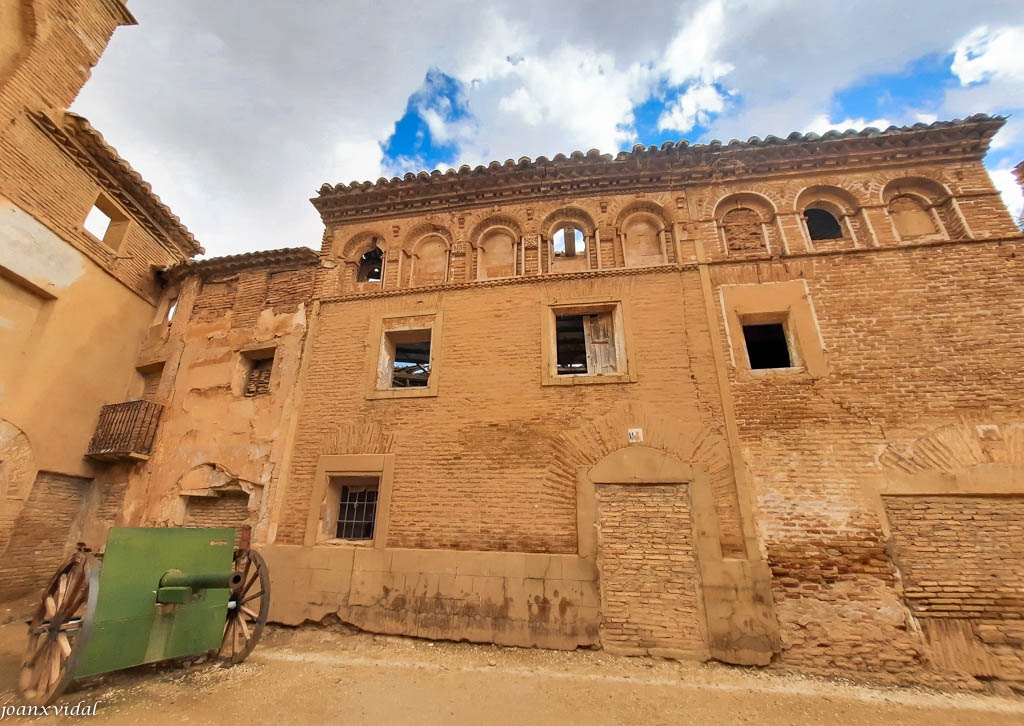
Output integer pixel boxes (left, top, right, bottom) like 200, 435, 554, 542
124, 264, 315, 543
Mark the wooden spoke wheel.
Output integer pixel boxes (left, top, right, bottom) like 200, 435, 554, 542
219, 548, 270, 665
18, 552, 97, 705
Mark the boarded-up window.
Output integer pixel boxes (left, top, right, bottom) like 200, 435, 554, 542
889, 195, 937, 239
555, 310, 619, 376
411, 236, 449, 285
477, 229, 518, 279
623, 217, 664, 266
722, 208, 765, 251
140, 363, 164, 401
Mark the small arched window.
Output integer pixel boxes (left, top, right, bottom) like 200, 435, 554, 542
357, 246, 383, 282
804, 208, 844, 241
553, 224, 586, 257
888, 195, 936, 239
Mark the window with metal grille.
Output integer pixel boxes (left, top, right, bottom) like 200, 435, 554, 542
335, 482, 378, 540
244, 355, 274, 396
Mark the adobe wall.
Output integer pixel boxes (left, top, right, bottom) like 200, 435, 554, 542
122, 259, 316, 545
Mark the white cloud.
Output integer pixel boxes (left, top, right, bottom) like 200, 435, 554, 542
660, 0, 734, 86
70, 2, 1024, 256
989, 167, 1024, 221
803, 115, 894, 135
658, 84, 728, 133
951, 25, 1024, 86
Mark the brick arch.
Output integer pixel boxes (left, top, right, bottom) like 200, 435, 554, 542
539, 206, 596, 238
878, 421, 1024, 476
467, 215, 522, 249
402, 222, 453, 255
712, 191, 776, 221
610, 199, 672, 229
543, 400, 743, 556
793, 184, 862, 216
336, 229, 388, 261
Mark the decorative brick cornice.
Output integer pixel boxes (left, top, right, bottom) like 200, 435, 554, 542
311, 116, 1004, 226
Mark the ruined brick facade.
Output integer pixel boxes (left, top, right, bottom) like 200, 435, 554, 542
3, 0, 1024, 692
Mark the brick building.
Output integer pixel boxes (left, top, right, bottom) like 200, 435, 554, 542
123, 114, 1024, 685
0, 0, 199, 597
3, 0, 1024, 690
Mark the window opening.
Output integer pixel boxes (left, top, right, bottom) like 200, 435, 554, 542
357, 246, 383, 282
553, 225, 586, 257
804, 208, 844, 240
742, 323, 792, 369
83, 205, 113, 240
389, 330, 431, 388
335, 480, 379, 540
555, 311, 617, 375
244, 354, 274, 396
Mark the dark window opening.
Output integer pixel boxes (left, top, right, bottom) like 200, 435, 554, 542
244, 355, 274, 396
336, 483, 378, 540
390, 331, 431, 387
556, 315, 588, 374
742, 323, 792, 369
804, 207, 844, 240
357, 246, 383, 282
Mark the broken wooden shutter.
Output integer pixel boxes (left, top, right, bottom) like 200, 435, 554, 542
583, 312, 617, 374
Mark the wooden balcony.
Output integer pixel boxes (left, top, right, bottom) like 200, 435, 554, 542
86, 400, 163, 461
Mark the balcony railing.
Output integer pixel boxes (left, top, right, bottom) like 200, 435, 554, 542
86, 400, 164, 461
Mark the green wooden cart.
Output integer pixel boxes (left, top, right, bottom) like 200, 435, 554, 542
17, 527, 270, 705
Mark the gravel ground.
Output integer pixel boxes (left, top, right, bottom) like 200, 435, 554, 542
1, 602, 1023, 725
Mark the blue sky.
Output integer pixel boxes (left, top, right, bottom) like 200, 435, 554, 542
73, 2, 1024, 256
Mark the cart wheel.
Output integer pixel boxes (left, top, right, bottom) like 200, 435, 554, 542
219, 548, 270, 664
18, 552, 97, 705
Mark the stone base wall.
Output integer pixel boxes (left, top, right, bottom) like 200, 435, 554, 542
259, 545, 601, 649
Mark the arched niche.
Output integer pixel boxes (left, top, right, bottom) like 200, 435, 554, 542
541, 208, 596, 273
882, 176, 963, 241
409, 233, 451, 286
476, 226, 519, 279
714, 193, 776, 254
620, 212, 668, 267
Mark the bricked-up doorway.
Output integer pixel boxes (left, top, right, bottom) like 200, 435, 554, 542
595, 481, 706, 657
584, 447, 710, 659
184, 489, 252, 545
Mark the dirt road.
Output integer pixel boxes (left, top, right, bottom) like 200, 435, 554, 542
1, 610, 1022, 725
